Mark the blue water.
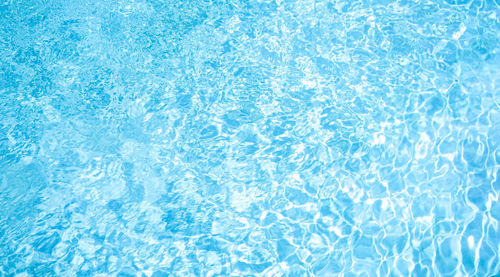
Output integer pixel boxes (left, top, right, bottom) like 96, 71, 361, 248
1, 0, 499, 276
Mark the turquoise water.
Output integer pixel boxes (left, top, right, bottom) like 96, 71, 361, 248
1, 0, 499, 276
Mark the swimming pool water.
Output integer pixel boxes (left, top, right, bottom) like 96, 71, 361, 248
1, 0, 499, 276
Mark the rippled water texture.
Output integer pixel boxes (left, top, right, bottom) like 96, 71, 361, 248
1, 0, 500, 276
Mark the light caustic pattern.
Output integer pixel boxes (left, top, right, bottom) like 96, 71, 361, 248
0, 0, 499, 276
